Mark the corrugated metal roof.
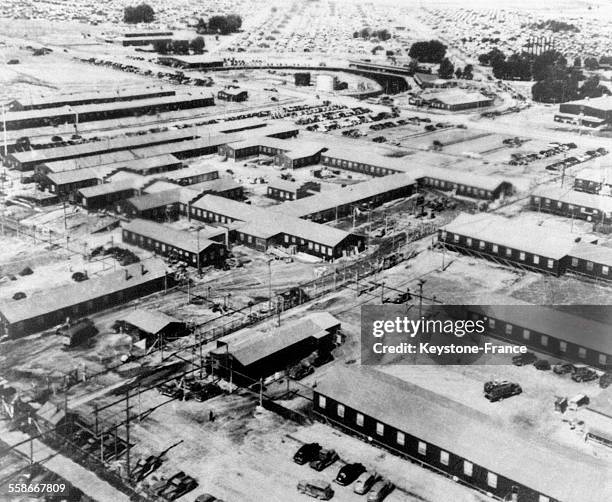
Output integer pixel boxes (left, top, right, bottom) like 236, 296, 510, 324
46, 165, 115, 185
0, 259, 168, 325
424, 167, 509, 191
276, 173, 416, 218
14, 88, 175, 109
79, 179, 138, 198
44, 150, 140, 173
123, 218, 220, 254
125, 189, 182, 211
212, 313, 339, 366
316, 366, 612, 502
192, 195, 354, 247
12, 129, 199, 165
119, 308, 180, 334
442, 213, 581, 260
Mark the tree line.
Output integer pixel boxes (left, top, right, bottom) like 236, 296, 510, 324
123, 3, 155, 24
154, 37, 205, 55
196, 14, 242, 35
478, 48, 609, 103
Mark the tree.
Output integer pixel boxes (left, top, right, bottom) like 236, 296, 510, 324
438, 57, 454, 79
455, 67, 463, 79
171, 39, 190, 55
579, 75, 607, 99
462, 64, 474, 80
360, 27, 371, 39
153, 40, 170, 54
195, 18, 207, 34
478, 48, 504, 67
409, 40, 447, 63
573, 56, 582, 68
208, 14, 242, 35
584, 57, 599, 70
190, 36, 205, 54
124, 3, 154, 24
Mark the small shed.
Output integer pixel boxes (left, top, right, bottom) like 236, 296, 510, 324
117, 308, 187, 348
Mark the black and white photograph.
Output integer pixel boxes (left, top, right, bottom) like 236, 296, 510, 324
0, 0, 611, 500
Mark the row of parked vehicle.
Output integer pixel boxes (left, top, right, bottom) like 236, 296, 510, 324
545, 146, 608, 172
293, 442, 394, 501
509, 142, 578, 166
512, 351, 610, 387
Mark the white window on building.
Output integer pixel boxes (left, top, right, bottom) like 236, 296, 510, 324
505, 323, 513, 335
557, 201, 563, 208
587, 261, 594, 271
538, 496, 550, 502
479, 240, 485, 249
492, 244, 499, 253
506, 248, 512, 257
523, 329, 530, 340
284, 235, 289, 243
599, 354, 607, 366
533, 197, 540, 203
376, 422, 384, 436
533, 255, 540, 265
440, 230, 447, 240
603, 266, 609, 275
519, 252, 526, 261
541, 335, 548, 347
487, 472, 498, 489
440, 451, 449, 466
466, 238, 473, 246
463, 461, 473, 477
318, 395, 326, 408
547, 259, 554, 269
579, 347, 587, 359
356, 413, 364, 426
453, 234, 459, 242
559, 341, 567, 352
572, 257, 579, 267
337, 404, 345, 418
396, 432, 405, 446
418, 441, 427, 455
488, 318, 496, 329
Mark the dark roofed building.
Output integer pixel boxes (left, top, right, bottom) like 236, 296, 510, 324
122, 219, 226, 270
0, 259, 171, 338
117, 308, 187, 348
210, 312, 340, 380
217, 89, 248, 102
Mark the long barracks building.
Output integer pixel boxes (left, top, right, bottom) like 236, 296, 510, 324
188, 194, 364, 260
0, 259, 172, 338
439, 212, 612, 281
0, 94, 214, 132
314, 366, 611, 502
122, 219, 226, 269
464, 305, 611, 369
530, 186, 612, 225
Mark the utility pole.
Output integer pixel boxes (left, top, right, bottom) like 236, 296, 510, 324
418, 279, 426, 318
380, 281, 385, 303
125, 391, 130, 479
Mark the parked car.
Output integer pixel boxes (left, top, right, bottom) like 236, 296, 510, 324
335, 463, 366, 486
512, 352, 537, 366
367, 479, 394, 502
599, 372, 612, 389
195, 494, 217, 502
294, 443, 322, 465
12, 292, 26, 300
353, 471, 380, 495
297, 479, 334, 500
484, 381, 522, 402
553, 363, 576, 375
309, 449, 339, 471
572, 367, 599, 383
289, 363, 315, 380
534, 359, 551, 371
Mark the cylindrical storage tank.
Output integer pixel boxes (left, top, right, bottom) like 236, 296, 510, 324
316, 74, 335, 93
